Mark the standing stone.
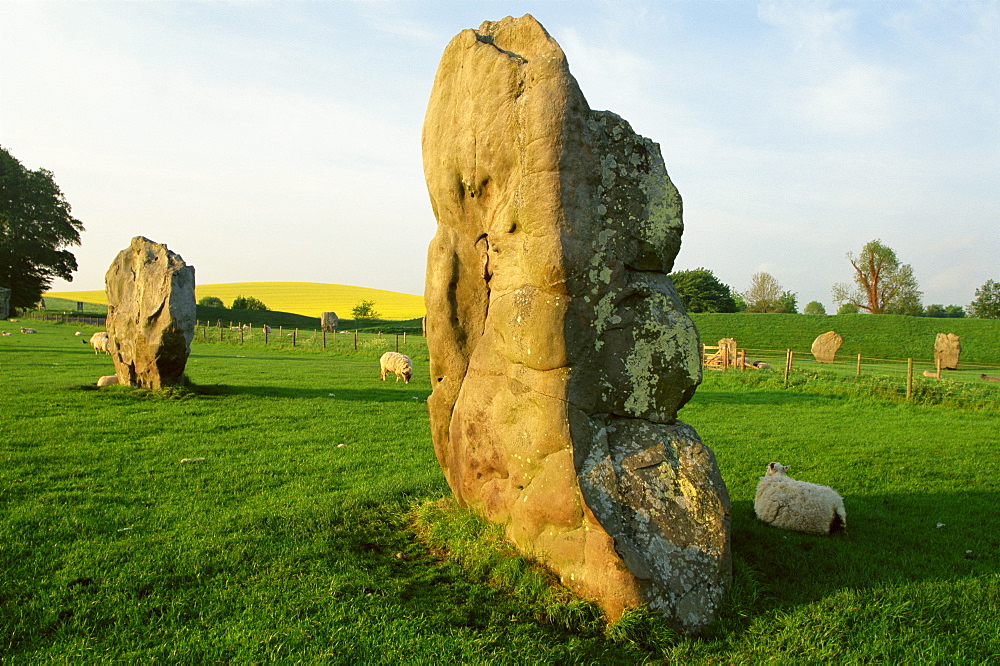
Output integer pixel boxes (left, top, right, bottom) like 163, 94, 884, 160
934, 333, 961, 370
719, 338, 737, 364
321, 312, 339, 333
105, 236, 195, 389
0, 286, 10, 320
811, 331, 843, 364
422, 15, 730, 632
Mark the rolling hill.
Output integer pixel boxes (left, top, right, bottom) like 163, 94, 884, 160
45, 282, 426, 320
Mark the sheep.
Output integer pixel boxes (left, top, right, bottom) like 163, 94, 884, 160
379, 351, 412, 384
754, 462, 846, 535
1, 331, 11, 336
97, 375, 119, 386
19, 327, 38, 334
88, 331, 111, 354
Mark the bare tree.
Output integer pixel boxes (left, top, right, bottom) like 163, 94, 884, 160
832, 239, 922, 314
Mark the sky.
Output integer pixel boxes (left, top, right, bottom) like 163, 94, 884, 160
1, 1, 997, 312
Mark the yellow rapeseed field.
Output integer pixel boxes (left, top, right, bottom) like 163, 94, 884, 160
45, 282, 426, 320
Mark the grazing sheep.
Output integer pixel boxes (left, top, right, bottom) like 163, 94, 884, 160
379, 351, 412, 384
74, 331, 83, 336
88, 331, 111, 354
19, 327, 38, 334
97, 375, 119, 386
1, 331, 11, 336
754, 462, 846, 535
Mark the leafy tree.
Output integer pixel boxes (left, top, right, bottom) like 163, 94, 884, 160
778, 290, 798, 314
804, 300, 826, 315
351, 300, 380, 320
924, 304, 965, 319
198, 296, 225, 308
968, 279, 1000, 319
837, 302, 860, 314
944, 305, 966, 318
742, 272, 785, 313
831, 239, 922, 314
231, 295, 269, 311
668, 268, 738, 313
0, 146, 84, 310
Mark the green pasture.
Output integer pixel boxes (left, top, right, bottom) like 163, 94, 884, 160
692, 312, 1000, 365
1, 319, 998, 662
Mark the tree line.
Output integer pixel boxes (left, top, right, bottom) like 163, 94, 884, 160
671, 241, 998, 318
2, 145, 998, 320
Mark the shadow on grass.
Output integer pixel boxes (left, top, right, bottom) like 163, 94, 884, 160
690, 390, 841, 407
725, 488, 999, 616
191, 384, 430, 402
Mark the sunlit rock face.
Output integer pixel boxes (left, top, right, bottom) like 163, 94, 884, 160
934, 333, 961, 370
811, 331, 843, 364
105, 236, 195, 389
422, 14, 730, 632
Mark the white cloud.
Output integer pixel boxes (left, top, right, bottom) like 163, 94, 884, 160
797, 64, 906, 135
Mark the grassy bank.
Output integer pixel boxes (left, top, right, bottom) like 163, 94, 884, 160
1, 319, 997, 661
691, 312, 1000, 365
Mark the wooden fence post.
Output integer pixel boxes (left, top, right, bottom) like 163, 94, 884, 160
783, 348, 792, 387
403, 332, 407, 346
354, 330, 358, 351
395, 333, 399, 353
906, 358, 913, 400
240, 327, 244, 344
293, 329, 297, 347
265, 327, 269, 345
856, 353, 862, 377
323, 330, 327, 350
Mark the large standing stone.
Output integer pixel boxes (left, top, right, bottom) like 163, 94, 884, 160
934, 333, 961, 370
0, 286, 10, 320
105, 237, 195, 389
811, 331, 843, 364
321, 312, 339, 333
422, 15, 730, 632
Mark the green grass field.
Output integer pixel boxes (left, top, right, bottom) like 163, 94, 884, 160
2, 319, 998, 661
692, 312, 1000, 365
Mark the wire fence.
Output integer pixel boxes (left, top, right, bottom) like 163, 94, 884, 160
21, 312, 106, 327
192, 320, 423, 355
705, 345, 1000, 408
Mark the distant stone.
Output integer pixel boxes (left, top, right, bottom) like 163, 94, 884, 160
97, 375, 119, 387
811, 331, 843, 364
934, 333, 961, 370
0, 286, 10, 320
422, 14, 729, 632
105, 236, 196, 389
321, 312, 339, 333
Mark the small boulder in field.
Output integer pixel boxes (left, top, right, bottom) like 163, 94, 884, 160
811, 331, 843, 364
934, 333, 961, 370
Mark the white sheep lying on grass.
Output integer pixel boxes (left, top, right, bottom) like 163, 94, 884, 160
88, 331, 111, 354
379, 351, 412, 384
754, 462, 846, 535
19, 327, 38, 334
